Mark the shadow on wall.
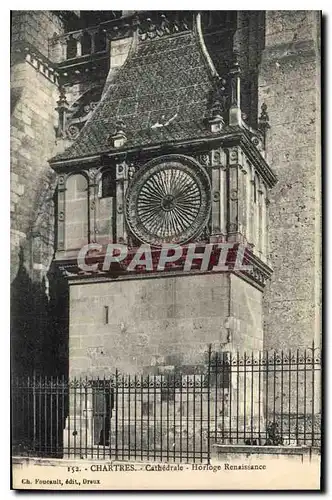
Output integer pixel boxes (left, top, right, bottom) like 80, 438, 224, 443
11, 247, 69, 378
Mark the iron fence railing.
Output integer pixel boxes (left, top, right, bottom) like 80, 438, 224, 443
12, 343, 321, 463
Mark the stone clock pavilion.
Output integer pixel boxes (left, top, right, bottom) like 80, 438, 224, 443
49, 11, 277, 380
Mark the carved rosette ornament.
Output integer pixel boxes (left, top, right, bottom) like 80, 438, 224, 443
125, 155, 211, 246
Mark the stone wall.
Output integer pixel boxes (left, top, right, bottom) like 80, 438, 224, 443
259, 11, 321, 350
11, 11, 65, 281
11, 59, 59, 280
68, 273, 231, 377
230, 275, 264, 352
11, 11, 64, 59
10, 11, 67, 376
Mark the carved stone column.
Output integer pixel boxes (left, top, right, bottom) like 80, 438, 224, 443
210, 148, 227, 241
254, 178, 259, 253
246, 161, 252, 244
219, 163, 227, 237
237, 152, 247, 240
227, 147, 239, 240
265, 197, 270, 265
116, 161, 128, 243
57, 174, 66, 252
250, 167, 256, 249
258, 181, 263, 259
88, 168, 98, 243
229, 56, 242, 127
260, 184, 267, 261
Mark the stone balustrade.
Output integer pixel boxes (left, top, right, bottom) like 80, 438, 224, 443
49, 27, 108, 63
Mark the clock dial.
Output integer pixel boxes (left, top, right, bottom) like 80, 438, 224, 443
125, 155, 211, 246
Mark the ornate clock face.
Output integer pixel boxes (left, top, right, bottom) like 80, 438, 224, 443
125, 155, 211, 246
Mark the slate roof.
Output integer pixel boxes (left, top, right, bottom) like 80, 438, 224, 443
51, 30, 218, 163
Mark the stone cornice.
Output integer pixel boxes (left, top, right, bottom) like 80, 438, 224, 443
49, 126, 277, 188
234, 251, 273, 292
11, 41, 60, 85
54, 242, 272, 291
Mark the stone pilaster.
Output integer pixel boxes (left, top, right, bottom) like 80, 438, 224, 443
245, 161, 252, 244
88, 169, 98, 243
238, 155, 247, 239
265, 196, 270, 266
57, 174, 66, 253
227, 147, 239, 239
260, 184, 267, 261
257, 181, 263, 259
210, 148, 227, 241
116, 161, 128, 244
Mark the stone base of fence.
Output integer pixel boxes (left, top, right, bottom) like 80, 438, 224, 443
211, 444, 321, 464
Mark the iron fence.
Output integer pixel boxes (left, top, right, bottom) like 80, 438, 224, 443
12, 343, 321, 463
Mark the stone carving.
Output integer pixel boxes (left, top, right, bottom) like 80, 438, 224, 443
128, 164, 136, 180
227, 222, 238, 233
88, 168, 98, 181
138, 14, 191, 41
110, 120, 127, 148
229, 53, 241, 107
57, 86, 103, 141
230, 189, 238, 201
199, 153, 210, 166
258, 102, 271, 149
66, 124, 80, 140
229, 148, 238, 162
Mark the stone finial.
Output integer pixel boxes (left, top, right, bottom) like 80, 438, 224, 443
208, 77, 227, 133
55, 86, 69, 138
229, 52, 242, 126
109, 119, 127, 148
258, 103, 270, 131
208, 102, 224, 133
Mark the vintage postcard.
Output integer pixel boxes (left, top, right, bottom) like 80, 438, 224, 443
10, 9, 322, 490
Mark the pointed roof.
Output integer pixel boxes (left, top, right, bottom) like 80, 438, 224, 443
50, 17, 219, 163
